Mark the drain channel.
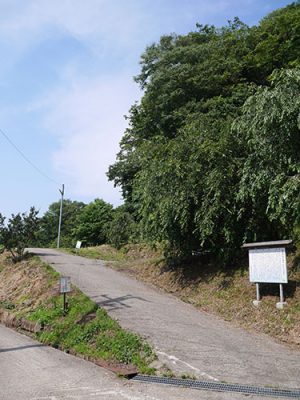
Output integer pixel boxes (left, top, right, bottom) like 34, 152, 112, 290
131, 375, 300, 398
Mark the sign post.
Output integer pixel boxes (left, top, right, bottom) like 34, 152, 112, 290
59, 276, 71, 314
255, 283, 261, 305
242, 240, 292, 309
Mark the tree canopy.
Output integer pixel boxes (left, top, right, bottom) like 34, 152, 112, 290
73, 199, 113, 246
0, 207, 39, 262
108, 3, 300, 260
36, 199, 86, 248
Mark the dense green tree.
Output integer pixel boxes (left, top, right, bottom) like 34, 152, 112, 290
234, 68, 300, 241
36, 200, 85, 248
73, 199, 113, 246
132, 110, 246, 258
0, 207, 39, 262
108, 3, 300, 260
107, 205, 137, 249
245, 2, 300, 83
109, 3, 300, 199
108, 19, 255, 202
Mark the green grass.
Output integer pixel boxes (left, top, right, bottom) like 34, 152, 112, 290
28, 287, 155, 374
63, 246, 127, 262
29, 255, 61, 281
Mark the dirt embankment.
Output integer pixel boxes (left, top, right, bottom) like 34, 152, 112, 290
0, 254, 58, 316
103, 244, 300, 348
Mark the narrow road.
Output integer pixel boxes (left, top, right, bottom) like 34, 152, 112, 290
30, 248, 300, 390
2, 324, 239, 400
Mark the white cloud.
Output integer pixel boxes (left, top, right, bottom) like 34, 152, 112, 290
0, 1, 146, 205
1, 0, 289, 213
39, 72, 140, 205
0, 0, 147, 62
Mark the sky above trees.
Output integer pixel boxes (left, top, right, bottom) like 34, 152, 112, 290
0, 0, 293, 218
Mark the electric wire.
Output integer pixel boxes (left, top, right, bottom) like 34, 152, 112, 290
0, 127, 60, 185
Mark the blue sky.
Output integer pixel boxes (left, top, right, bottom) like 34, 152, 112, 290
0, 0, 293, 218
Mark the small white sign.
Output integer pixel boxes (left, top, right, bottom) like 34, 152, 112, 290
249, 247, 288, 283
60, 276, 71, 293
75, 241, 82, 249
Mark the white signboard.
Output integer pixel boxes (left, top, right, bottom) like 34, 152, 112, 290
75, 241, 82, 249
249, 248, 288, 283
60, 276, 71, 293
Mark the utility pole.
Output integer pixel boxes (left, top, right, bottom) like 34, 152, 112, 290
57, 184, 64, 249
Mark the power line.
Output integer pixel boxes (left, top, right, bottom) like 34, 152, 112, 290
0, 127, 60, 185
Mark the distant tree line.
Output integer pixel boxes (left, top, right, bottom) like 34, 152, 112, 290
0, 198, 137, 259
34, 199, 136, 249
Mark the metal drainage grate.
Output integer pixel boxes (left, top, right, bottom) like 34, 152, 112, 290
131, 375, 300, 398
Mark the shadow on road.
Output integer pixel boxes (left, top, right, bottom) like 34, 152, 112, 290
0, 344, 46, 353
95, 294, 151, 312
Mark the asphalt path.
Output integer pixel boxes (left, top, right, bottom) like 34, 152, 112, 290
2, 324, 251, 400
29, 248, 300, 390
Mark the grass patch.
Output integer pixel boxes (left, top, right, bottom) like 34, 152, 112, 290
63, 244, 164, 267
30, 293, 155, 374
63, 245, 127, 262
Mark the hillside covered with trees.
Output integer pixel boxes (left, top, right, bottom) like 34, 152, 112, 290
108, 2, 300, 261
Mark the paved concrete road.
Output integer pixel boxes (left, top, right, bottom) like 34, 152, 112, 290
1, 324, 263, 400
30, 248, 300, 390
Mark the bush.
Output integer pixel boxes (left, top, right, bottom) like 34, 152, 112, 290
0, 207, 39, 262
107, 206, 137, 249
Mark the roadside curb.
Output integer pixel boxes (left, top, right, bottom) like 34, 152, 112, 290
67, 349, 138, 377
0, 310, 42, 333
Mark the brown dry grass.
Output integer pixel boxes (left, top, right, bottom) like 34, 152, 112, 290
107, 245, 300, 348
0, 252, 59, 315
